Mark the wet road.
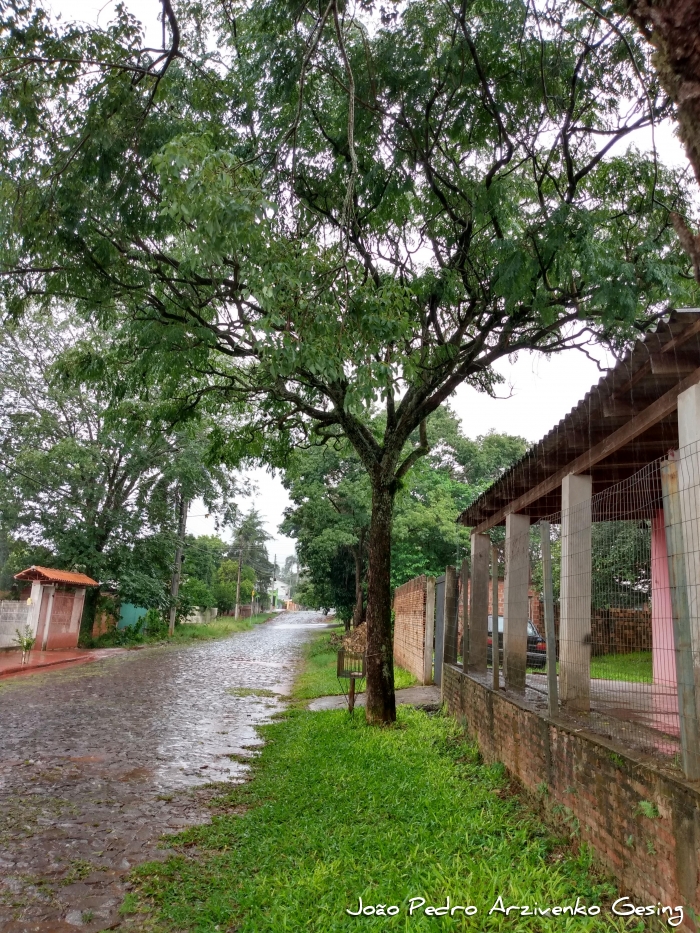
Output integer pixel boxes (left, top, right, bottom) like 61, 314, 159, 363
0, 611, 325, 933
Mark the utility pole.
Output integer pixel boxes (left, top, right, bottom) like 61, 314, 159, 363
272, 553, 277, 609
234, 542, 244, 619
290, 558, 298, 603
168, 489, 188, 637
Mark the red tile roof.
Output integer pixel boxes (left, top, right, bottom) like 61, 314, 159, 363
14, 566, 99, 586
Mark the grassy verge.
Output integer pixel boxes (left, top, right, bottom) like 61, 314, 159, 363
292, 631, 418, 699
590, 651, 652, 683
129, 707, 633, 932
91, 612, 274, 648
527, 652, 653, 684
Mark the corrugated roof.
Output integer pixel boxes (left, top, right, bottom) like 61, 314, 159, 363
14, 566, 99, 586
459, 309, 700, 531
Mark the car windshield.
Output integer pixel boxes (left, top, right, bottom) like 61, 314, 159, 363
487, 616, 541, 639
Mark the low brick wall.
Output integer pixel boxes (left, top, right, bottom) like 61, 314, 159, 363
443, 664, 700, 929
393, 576, 428, 683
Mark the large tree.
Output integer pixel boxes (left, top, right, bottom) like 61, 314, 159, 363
573, 2, 700, 279
1, 0, 698, 719
0, 306, 242, 637
623, 1, 700, 190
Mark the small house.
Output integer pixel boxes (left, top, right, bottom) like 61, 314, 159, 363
14, 566, 99, 651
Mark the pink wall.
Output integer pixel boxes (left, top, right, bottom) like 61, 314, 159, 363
651, 510, 679, 735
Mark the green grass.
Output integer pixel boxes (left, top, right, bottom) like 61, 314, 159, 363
292, 632, 417, 699
131, 708, 632, 932
92, 612, 273, 648
527, 652, 653, 684
590, 651, 652, 684
227, 687, 277, 698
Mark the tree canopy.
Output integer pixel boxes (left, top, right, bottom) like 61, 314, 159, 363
1, 0, 698, 719
0, 306, 242, 619
281, 406, 527, 622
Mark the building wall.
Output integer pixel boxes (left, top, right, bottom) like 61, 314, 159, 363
46, 587, 83, 649
184, 607, 219, 625
442, 663, 700, 930
0, 600, 31, 649
393, 576, 429, 682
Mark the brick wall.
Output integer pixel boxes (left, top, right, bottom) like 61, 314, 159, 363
458, 580, 545, 652
591, 607, 652, 655
443, 664, 700, 930
393, 576, 428, 683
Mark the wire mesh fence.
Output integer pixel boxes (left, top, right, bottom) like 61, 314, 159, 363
495, 447, 700, 777
462, 443, 700, 777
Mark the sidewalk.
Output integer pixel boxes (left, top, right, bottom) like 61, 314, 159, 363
0, 647, 127, 678
307, 684, 442, 711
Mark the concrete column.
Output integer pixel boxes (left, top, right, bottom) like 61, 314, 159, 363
460, 558, 468, 665
40, 585, 55, 651
27, 582, 43, 638
442, 565, 459, 666
503, 513, 530, 692
468, 533, 490, 673
677, 385, 700, 687
559, 473, 593, 712
423, 576, 435, 685
661, 453, 700, 778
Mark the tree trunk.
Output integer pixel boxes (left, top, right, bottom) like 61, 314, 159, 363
627, 1, 700, 185
627, 1, 700, 279
364, 482, 397, 724
234, 546, 243, 619
352, 539, 364, 630
78, 585, 100, 647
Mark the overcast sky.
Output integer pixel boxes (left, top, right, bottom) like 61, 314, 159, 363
45, 0, 697, 562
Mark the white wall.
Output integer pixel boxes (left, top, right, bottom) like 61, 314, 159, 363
0, 600, 31, 649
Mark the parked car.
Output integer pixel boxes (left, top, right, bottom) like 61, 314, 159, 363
486, 614, 547, 668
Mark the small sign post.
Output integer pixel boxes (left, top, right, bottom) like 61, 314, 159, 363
336, 649, 366, 714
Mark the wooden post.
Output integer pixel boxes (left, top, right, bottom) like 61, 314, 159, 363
491, 545, 499, 690
468, 534, 490, 672
540, 521, 559, 718
423, 576, 435, 685
559, 473, 592, 711
661, 454, 700, 780
443, 565, 459, 666
349, 676, 356, 714
504, 513, 530, 692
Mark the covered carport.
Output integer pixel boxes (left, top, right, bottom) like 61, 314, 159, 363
459, 309, 700, 779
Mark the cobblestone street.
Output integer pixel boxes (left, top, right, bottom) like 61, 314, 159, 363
0, 612, 325, 933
